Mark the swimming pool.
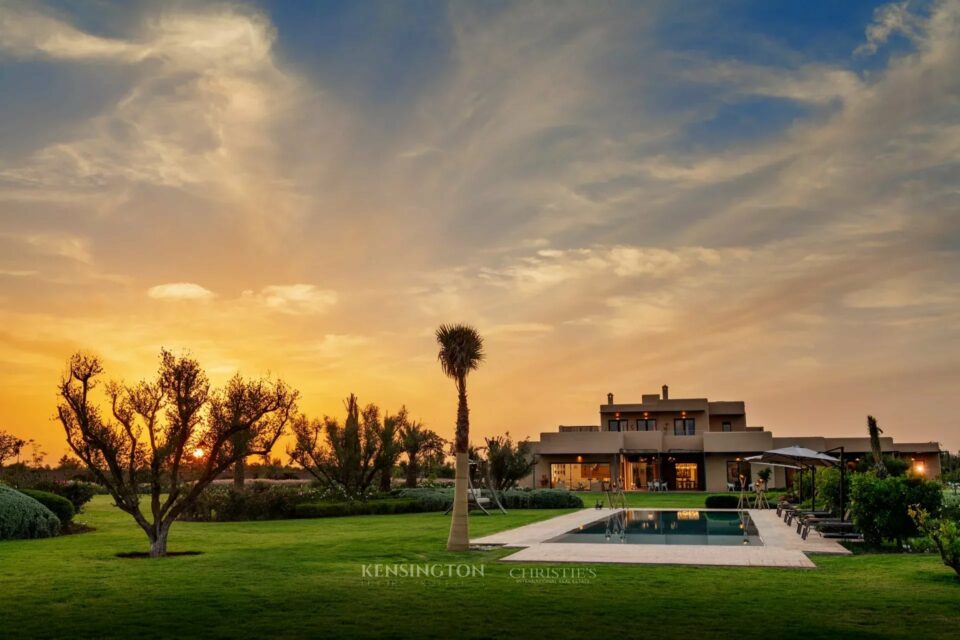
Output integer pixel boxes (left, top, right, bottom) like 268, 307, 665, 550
549, 509, 763, 546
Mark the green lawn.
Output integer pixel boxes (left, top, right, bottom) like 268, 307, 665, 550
1, 496, 958, 639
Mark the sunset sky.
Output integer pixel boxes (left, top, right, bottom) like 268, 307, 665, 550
1, 0, 958, 462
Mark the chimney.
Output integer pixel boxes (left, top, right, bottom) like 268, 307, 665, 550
661, 384, 669, 400
607, 392, 614, 405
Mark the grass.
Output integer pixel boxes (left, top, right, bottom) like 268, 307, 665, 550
1, 496, 958, 639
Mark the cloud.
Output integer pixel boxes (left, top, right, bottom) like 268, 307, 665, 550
147, 282, 215, 301
10, 234, 93, 264
253, 284, 338, 315
1, 0, 960, 458
855, 1, 925, 56
0, 1, 143, 61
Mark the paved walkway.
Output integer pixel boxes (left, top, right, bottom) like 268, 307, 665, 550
472, 507, 850, 568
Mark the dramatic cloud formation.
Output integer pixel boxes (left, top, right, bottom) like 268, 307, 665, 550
0, 0, 957, 459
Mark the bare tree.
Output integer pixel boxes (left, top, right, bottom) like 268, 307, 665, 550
56, 350, 297, 557
0, 429, 27, 468
214, 374, 299, 488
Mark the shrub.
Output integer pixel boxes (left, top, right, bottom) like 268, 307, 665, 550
856, 454, 909, 477
910, 506, 960, 578
850, 474, 943, 547
941, 492, 960, 522
31, 481, 97, 513
0, 484, 60, 540
294, 498, 427, 519
705, 494, 740, 508
18, 489, 75, 526
498, 489, 583, 509
179, 483, 330, 522
394, 487, 452, 511
394, 487, 582, 510
814, 468, 850, 515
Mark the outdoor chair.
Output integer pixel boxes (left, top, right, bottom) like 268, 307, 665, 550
785, 508, 831, 526
795, 510, 837, 533
802, 519, 861, 541
799, 511, 854, 539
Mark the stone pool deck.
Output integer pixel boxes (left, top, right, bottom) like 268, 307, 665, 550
472, 508, 850, 569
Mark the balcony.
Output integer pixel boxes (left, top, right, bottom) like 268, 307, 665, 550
538, 431, 623, 454
703, 430, 773, 453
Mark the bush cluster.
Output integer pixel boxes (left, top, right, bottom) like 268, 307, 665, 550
704, 494, 740, 508
179, 483, 329, 522
850, 474, 943, 547
0, 484, 60, 540
498, 489, 584, 509
293, 498, 431, 518
30, 481, 98, 513
18, 489, 75, 526
393, 487, 452, 510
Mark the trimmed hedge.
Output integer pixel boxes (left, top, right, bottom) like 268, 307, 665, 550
294, 498, 429, 519
394, 487, 584, 510
179, 484, 330, 522
19, 489, 75, 526
31, 481, 98, 513
704, 494, 740, 508
499, 489, 584, 509
0, 484, 60, 540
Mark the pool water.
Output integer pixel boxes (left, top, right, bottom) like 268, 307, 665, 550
550, 509, 763, 546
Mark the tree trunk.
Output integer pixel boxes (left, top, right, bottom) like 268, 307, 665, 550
405, 455, 418, 488
447, 451, 470, 551
454, 385, 469, 452
379, 467, 392, 492
149, 522, 171, 558
234, 457, 245, 488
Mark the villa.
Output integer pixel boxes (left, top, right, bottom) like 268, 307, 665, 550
528, 386, 942, 492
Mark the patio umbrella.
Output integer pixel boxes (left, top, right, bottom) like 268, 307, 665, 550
744, 446, 838, 467
745, 447, 840, 512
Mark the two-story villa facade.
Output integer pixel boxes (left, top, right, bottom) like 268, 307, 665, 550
529, 385, 942, 492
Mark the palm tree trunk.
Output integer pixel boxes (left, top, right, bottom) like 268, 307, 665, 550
405, 454, 418, 488
447, 451, 470, 550
447, 382, 470, 551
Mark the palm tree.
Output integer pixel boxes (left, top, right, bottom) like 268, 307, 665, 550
399, 421, 446, 488
436, 323, 485, 551
868, 415, 888, 479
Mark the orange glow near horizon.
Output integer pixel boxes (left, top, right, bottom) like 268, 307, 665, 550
0, 0, 958, 463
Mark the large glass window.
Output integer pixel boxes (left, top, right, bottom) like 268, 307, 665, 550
550, 463, 611, 490
607, 419, 626, 432
673, 418, 695, 435
638, 419, 657, 431
726, 461, 751, 488
674, 463, 698, 490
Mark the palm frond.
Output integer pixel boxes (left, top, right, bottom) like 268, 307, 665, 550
435, 323, 485, 380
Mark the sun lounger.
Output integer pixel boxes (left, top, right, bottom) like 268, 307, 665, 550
802, 519, 859, 540
785, 509, 831, 526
